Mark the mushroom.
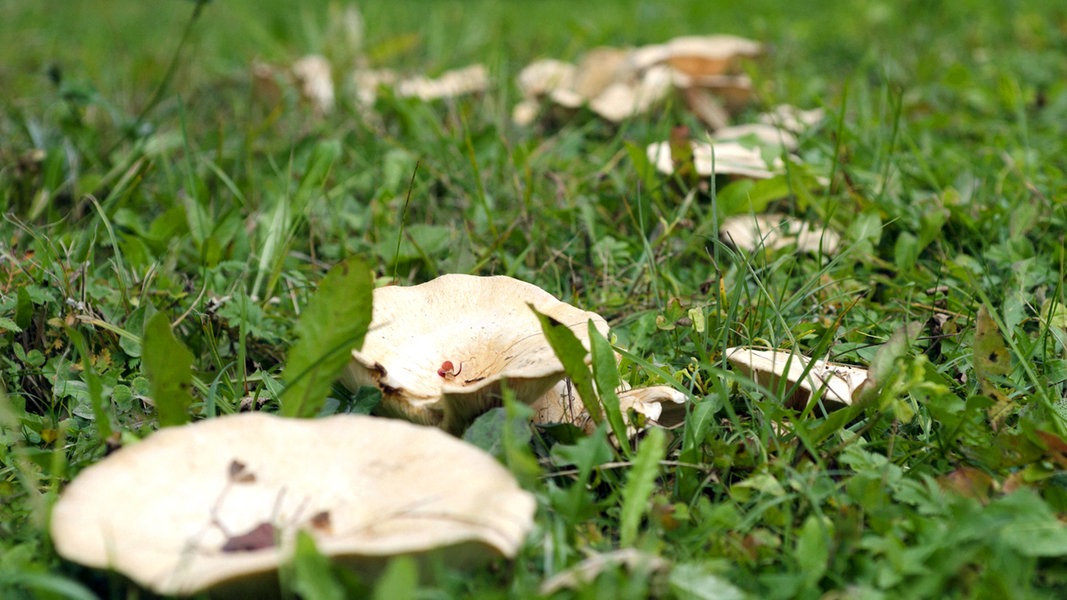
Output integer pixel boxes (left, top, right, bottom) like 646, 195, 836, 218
725, 347, 868, 411
291, 55, 335, 116
517, 59, 577, 98
646, 139, 784, 179
532, 379, 688, 440
50, 412, 536, 596
720, 213, 841, 255
394, 64, 489, 101
340, 274, 609, 434
511, 34, 761, 127
587, 65, 674, 123
712, 122, 799, 153
352, 64, 488, 106
757, 104, 825, 133
661, 35, 763, 78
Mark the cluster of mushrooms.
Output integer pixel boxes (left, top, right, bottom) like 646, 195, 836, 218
51, 29, 866, 596
49, 275, 692, 595
50, 274, 870, 595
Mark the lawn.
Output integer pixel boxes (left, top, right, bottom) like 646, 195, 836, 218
2, 0, 1067, 598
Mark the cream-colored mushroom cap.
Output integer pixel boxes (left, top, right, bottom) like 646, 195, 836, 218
646, 140, 783, 179
725, 347, 868, 411
340, 274, 609, 433
720, 213, 841, 255
291, 54, 335, 115
50, 413, 536, 596
532, 379, 687, 441
517, 59, 577, 97
664, 35, 763, 77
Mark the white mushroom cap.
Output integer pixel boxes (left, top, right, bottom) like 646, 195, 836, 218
572, 47, 634, 100
664, 35, 763, 77
50, 413, 536, 596
720, 213, 841, 255
340, 274, 609, 433
646, 140, 784, 179
588, 65, 674, 123
395, 64, 489, 101
291, 55, 335, 116
517, 59, 577, 97
712, 123, 799, 152
725, 347, 868, 410
532, 380, 687, 440
757, 104, 826, 133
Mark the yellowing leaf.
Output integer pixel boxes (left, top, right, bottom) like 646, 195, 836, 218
973, 305, 1013, 426
974, 305, 1012, 378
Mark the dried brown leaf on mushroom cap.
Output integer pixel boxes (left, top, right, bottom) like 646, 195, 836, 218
725, 346, 868, 411
720, 213, 841, 255
340, 274, 609, 434
50, 413, 535, 596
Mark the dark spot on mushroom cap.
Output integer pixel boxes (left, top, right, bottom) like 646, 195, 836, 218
228, 460, 256, 483
310, 510, 332, 533
221, 522, 276, 553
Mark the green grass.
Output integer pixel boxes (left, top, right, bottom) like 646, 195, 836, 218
3, 0, 1067, 597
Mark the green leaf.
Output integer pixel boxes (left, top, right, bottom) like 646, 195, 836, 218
551, 426, 614, 478
464, 406, 532, 460
0, 571, 100, 600
620, 427, 666, 547
992, 489, 1067, 557
531, 306, 600, 425
893, 231, 919, 271
625, 140, 658, 191
717, 175, 792, 218
280, 257, 373, 418
0, 317, 20, 333
291, 530, 345, 600
120, 303, 155, 358
795, 515, 830, 586
14, 285, 33, 331
372, 556, 418, 600
668, 563, 747, 600
142, 312, 194, 427
588, 322, 630, 457
65, 326, 113, 439
859, 321, 921, 403
293, 139, 342, 215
